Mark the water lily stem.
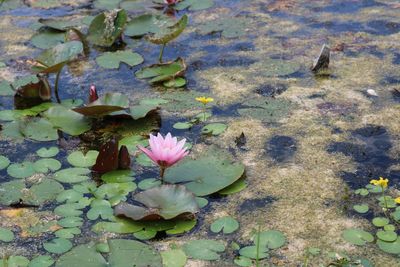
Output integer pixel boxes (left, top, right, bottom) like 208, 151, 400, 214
159, 44, 166, 63
160, 166, 166, 181
382, 185, 388, 212
54, 69, 62, 103
203, 104, 206, 122
256, 223, 261, 267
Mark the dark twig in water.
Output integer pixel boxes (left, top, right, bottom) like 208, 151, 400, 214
311, 44, 330, 73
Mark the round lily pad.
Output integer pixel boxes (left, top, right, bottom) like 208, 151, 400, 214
218, 178, 247, 195
234, 256, 253, 267
342, 228, 374, 246
58, 217, 83, 228
195, 197, 208, 208
55, 228, 81, 239
210, 216, 239, 234
353, 204, 369, 214
7, 161, 35, 179
24, 179, 64, 205
96, 51, 144, 69
173, 122, 193, 130
0, 155, 10, 170
201, 123, 227, 136
138, 178, 161, 190
372, 217, 389, 227
255, 230, 286, 249
239, 246, 269, 260
56, 242, 107, 267
29, 255, 55, 267
2, 256, 29, 267
0, 180, 25, 205
45, 106, 91, 136
56, 189, 83, 203
355, 188, 369, 196
31, 30, 65, 49
163, 77, 186, 88
43, 238, 73, 254
377, 230, 397, 242
54, 168, 91, 183
183, 239, 225, 260
54, 204, 84, 217
0, 227, 14, 242
161, 249, 187, 267
384, 224, 396, 231
67, 150, 99, 168
377, 238, 400, 254
165, 220, 197, 235
33, 158, 62, 173
101, 170, 135, 183
36, 147, 60, 158
133, 229, 157, 240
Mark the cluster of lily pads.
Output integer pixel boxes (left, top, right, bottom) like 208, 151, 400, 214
343, 178, 400, 255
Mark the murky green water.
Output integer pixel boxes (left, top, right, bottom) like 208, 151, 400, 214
1, 0, 400, 266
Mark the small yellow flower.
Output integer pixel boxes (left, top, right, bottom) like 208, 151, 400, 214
370, 177, 389, 188
196, 96, 214, 105
395, 197, 400, 204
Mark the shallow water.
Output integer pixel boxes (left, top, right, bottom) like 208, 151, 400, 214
1, 0, 400, 266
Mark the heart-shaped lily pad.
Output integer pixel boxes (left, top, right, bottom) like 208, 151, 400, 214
67, 150, 99, 167
201, 123, 227, 136
135, 58, 186, 84
7, 161, 35, 179
0, 180, 25, 205
0, 155, 10, 170
372, 217, 389, 227
56, 242, 107, 267
43, 238, 73, 254
29, 255, 55, 267
146, 15, 188, 45
55, 228, 81, 239
73, 93, 128, 117
101, 170, 135, 183
32, 41, 83, 74
45, 106, 92, 136
54, 168, 91, 183
115, 185, 199, 220
377, 230, 397, 242
377, 238, 400, 254
0, 227, 14, 242
31, 30, 65, 49
183, 239, 225, 260
87, 10, 127, 47
164, 147, 245, 196
36, 146, 60, 158
210, 216, 239, 234
255, 230, 286, 249
239, 246, 269, 260
23, 179, 64, 205
353, 204, 369, 214
125, 14, 175, 37
218, 178, 247, 195
342, 228, 374, 246
20, 118, 59, 141
33, 158, 62, 173
161, 249, 187, 267
38, 18, 82, 31
96, 51, 143, 69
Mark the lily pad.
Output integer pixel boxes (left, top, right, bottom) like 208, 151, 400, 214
92, 218, 143, 234
38, 18, 81, 31
355, 188, 369, 196
377, 238, 400, 254
342, 228, 374, 246
138, 178, 161, 190
135, 58, 186, 84
58, 216, 83, 228
0, 256, 29, 267
198, 17, 248, 38
95, 182, 136, 205
255, 230, 286, 249
234, 256, 253, 267
0, 81, 14, 96
87, 199, 114, 220
45, 106, 91, 136
163, 77, 186, 88
56, 189, 83, 203
108, 239, 162, 267
33, 158, 62, 173
353, 204, 369, 214
161, 249, 187, 267
210, 216, 239, 234
87, 10, 127, 47
96, 51, 143, 69
165, 219, 197, 235
23, 179, 64, 205
0, 227, 14, 242
372, 217, 389, 227
377, 230, 397, 242
115, 185, 199, 220
53, 167, 91, 183
31, 30, 65, 49
55, 227, 81, 239
175, 0, 214, 11
101, 170, 135, 183
67, 150, 99, 167
173, 122, 193, 130
0, 180, 25, 205
164, 147, 245, 196
125, 14, 175, 37
73, 93, 128, 117
93, 0, 121, 9
183, 239, 225, 260
29, 255, 55, 267
0, 155, 10, 170
218, 178, 247, 195
146, 15, 188, 45
43, 238, 73, 254
129, 102, 159, 120
55, 242, 107, 267
133, 229, 157, 240
202, 123, 227, 136
36, 147, 59, 158
32, 41, 83, 73
7, 161, 35, 179
20, 118, 59, 141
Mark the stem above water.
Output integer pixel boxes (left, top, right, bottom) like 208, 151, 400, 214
54, 69, 62, 103
160, 166, 166, 181
159, 44, 166, 63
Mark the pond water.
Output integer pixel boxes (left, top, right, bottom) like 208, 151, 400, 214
1, 0, 400, 266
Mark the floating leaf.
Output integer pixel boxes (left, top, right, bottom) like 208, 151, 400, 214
198, 17, 248, 38
95, 182, 136, 205
33, 158, 62, 173
93, 0, 122, 9
173, 122, 193, 130
377, 230, 397, 242
43, 238, 73, 254
210, 216, 239, 234
202, 123, 227, 136
96, 51, 143, 69
195, 197, 208, 208
342, 228, 374, 246
54, 204, 83, 217
54, 168, 91, 183
252, 58, 302, 77
0, 227, 14, 242
355, 188, 369, 196
115, 185, 199, 220
67, 150, 99, 167
31, 30, 65, 49
0, 180, 25, 205
372, 217, 389, 227
87, 10, 127, 47
45, 106, 91, 136
163, 77, 186, 88
7, 162, 35, 179
58, 217, 83, 228
23, 179, 64, 205
56, 189, 83, 203
138, 178, 161, 190
255, 230, 286, 249
164, 147, 245, 196
55, 228, 81, 239
219, 178, 247, 195
36, 147, 59, 158
135, 58, 186, 84
119, 135, 147, 154
38, 18, 81, 31
29, 255, 55, 267
96, 243, 110, 253
92, 218, 143, 234
353, 204, 369, 214
234, 256, 253, 267
165, 219, 196, 235
129, 102, 159, 120
239, 246, 269, 260
55, 242, 107, 267
0, 155, 10, 170
0, 256, 29, 267
175, 0, 214, 11
73, 93, 128, 117
32, 41, 83, 73
183, 239, 225, 260
101, 170, 134, 183
146, 15, 188, 45
161, 249, 187, 267
125, 14, 175, 37
87, 199, 114, 221
377, 238, 400, 254
20, 118, 59, 141
0, 81, 14, 96
108, 239, 162, 267
133, 229, 157, 240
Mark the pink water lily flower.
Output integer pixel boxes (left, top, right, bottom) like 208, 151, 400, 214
89, 84, 98, 103
138, 133, 189, 179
